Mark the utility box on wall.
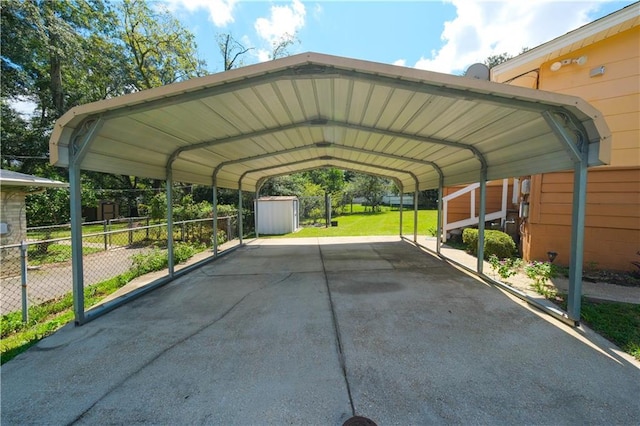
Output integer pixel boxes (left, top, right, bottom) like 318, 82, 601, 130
255, 196, 299, 235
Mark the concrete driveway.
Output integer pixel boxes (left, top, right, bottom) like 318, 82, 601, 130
2, 237, 639, 425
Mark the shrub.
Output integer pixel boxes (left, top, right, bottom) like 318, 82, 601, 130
130, 243, 197, 275
462, 228, 517, 260
215, 229, 226, 245
216, 204, 237, 217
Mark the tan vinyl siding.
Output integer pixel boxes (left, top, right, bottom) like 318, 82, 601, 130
497, 24, 640, 271
538, 28, 640, 168
525, 168, 640, 270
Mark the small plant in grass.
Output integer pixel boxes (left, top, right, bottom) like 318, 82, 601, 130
488, 254, 523, 283
525, 261, 557, 299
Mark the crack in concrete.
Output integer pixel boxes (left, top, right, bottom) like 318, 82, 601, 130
317, 240, 356, 418
67, 272, 294, 425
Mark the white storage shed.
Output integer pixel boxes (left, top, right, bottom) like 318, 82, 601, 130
255, 196, 299, 235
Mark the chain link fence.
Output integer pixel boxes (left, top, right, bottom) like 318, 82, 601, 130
1, 216, 238, 319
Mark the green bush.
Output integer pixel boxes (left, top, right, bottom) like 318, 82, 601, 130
462, 228, 517, 260
216, 204, 237, 217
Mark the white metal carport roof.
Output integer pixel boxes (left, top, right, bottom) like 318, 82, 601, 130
49, 52, 611, 326
50, 52, 610, 194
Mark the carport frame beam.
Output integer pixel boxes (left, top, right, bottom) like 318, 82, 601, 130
68, 118, 104, 325
212, 178, 218, 256
437, 176, 444, 255
567, 138, 589, 323
166, 169, 175, 277
477, 168, 487, 274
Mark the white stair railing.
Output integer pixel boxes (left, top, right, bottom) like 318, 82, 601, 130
442, 179, 509, 242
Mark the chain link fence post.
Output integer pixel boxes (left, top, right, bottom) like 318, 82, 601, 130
103, 220, 108, 251
20, 240, 28, 323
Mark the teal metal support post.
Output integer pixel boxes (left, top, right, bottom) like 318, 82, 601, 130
67, 118, 103, 325
542, 110, 589, 323
69, 161, 85, 324
413, 184, 419, 243
238, 182, 243, 244
437, 176, 443, 255
254, 191, 260, 238
399, 191, 404, 237
477, 169, 487, 274
166, 170, 174, 277
212, 179, 218, 256
568, 147, 588, 322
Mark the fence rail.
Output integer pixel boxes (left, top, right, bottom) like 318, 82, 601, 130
1, 216, 237, 321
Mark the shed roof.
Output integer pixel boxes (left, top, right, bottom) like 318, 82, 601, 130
258, 196, 299, 201
0, 169, 69, 189
49, 52, 610, 193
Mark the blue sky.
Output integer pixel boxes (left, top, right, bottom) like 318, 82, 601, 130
166, 0, 635, 75
9, 0, 635, 116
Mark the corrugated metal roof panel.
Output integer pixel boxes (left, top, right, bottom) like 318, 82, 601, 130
50, 52, 610, 192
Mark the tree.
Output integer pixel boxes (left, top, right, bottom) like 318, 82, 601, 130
351, 173, 391, 212
485, 48, 529, 69
216, 33, 252, 71
1, 0, 208, 224
2, 0, 122, 120
260, 175, 306, 197
303, 168, 345, 195
484, 52, 513, 69
120, 0, 206, 90
270, 32, 299, 60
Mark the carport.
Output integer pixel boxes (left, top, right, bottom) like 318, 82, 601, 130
49, 52, 610, 325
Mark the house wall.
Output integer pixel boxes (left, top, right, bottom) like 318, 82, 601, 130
517, 26, 640, 271
0, 189, 27, 277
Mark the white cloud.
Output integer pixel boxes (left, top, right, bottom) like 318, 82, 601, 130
256, 49, 271, 63
254, 0, 306, 47
10, 97, 37, 118
313, 3, 324, 21
166, 0, 237, 27
413, 0, 602, 74
393, 59, 407, 67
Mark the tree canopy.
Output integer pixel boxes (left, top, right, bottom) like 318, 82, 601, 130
1, 0, 207, 225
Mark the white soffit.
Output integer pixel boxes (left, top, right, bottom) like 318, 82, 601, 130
49, 52, 610, 192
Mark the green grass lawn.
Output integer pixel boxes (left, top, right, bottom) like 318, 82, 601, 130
269, 206, 438, 238
27, 222, 134, 240
28, 244, 104, 266
555, 296, 640, 360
